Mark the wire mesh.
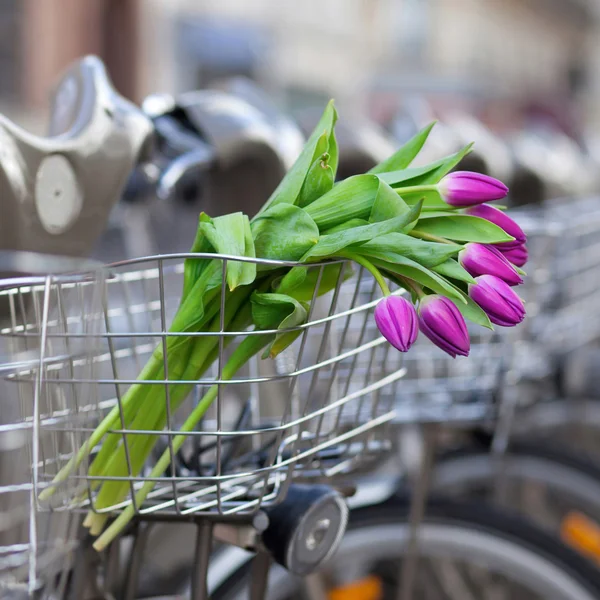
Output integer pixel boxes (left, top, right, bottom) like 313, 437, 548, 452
0, 270, 102, 596
26, 254, 403, 519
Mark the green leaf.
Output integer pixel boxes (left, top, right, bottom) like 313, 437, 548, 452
369, 122, 436, 174
304, 201, 422, 260
199, 212, 256, 291
324, 218, 370, 233
378, 144, 473, 188
369, 179, 411, 222
275, 262, 353, 302
182, 212, 214, 301
328, 128, 339, 179
251, 204, 320, 268
372, 257, 467, 305
353, 233, 460, 268
258, 101, 337, 213
304, 174, 380, 229
432, 259, 476, 284
251, 292, 309, 358
412, 215, 514, 243
169, 261, 223, 338
297, 148, 335, 208
251, 292, 307, 329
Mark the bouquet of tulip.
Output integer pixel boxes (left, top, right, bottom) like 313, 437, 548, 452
40, 102, 526, 550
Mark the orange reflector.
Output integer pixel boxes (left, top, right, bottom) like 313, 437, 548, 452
561, 511, 600, 563
328, 575, 383, 600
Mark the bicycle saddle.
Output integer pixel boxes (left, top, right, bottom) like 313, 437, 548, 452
0, 55, 153, 258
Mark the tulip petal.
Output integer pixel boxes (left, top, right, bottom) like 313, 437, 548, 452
466, 204, 526, 245
469, 274, 525, 327
418, 295, 470, 357
374, 296, 418, 352
459, 243, 523, 286
439, 172, 509, 207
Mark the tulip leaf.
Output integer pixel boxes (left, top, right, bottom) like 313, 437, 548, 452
371, 257, 467, 304
369, 122, 436, 174
412, 215, 514, 243
251, 204, 320, 268
352, 233, 460, 268
168, 260, 223, 341
378, 144, 474, 188
304, 201, 423, 260
328, 128, 339, 179
199, 212, 256, 291
251, 292, 309, 358
324, 218, 370, 233
432, 259, 477, 284
297, 147, 335, 208
304, 174, 380, 229
259, 101, 337, 213
182, 212, 215, 301
369, 179, 411, 222
275, 262, 353, 303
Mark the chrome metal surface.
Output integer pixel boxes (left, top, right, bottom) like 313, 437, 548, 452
0, 255, 103, 595
0, 56, 153, 260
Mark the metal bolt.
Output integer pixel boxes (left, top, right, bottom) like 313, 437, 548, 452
305, 518, 331, 551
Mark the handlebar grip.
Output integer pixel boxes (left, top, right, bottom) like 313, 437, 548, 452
0, 55, 153, 258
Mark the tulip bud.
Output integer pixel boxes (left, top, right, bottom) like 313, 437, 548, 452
374, 295, 418, 352
499, 243, 528, 267
465, 204, 525, 248
459, 243, 523, 286
438, 172, 509, 207
469, 274, 525, 327
418, 295, 470, 358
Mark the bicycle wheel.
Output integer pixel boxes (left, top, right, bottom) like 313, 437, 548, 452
433, 440, 600, 564
210, 494, 600, 599
512, 398, 600, 458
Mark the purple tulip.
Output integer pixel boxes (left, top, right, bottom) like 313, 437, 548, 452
374, 296, 418, 352
469, 274, 525, 327
465, 204, 526, 248
499, 243, 528, 267
418, 295, 470, 358
438, 172, 509, 207
459, 243, 523, 286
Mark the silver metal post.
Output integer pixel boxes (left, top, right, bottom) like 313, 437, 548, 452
399, 422, 438, 600
124, 523, 150, 600
191, 521, 213, 600
249, 552, 271, 600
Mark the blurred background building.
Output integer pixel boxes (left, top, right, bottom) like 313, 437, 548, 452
2, 0, 600, 138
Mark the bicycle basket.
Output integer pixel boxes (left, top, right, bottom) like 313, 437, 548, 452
39, 254, 404, 519
0, 268, 102, 596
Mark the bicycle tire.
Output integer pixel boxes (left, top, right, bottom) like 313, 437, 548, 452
435, 439, 600, 501
210, 493, 600, 599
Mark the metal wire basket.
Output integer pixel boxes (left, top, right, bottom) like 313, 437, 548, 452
30, 254, 406, 520
540, 196, 600, 352
0, 264, 102, 596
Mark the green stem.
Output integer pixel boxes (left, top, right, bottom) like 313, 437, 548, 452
409, 230, 456, 245
395, 184, 437, 196
339, 252, 390, 296
397, 277, 426, 300
87, 288, 255, 515
40, 286, 229, 502
93, 331, 273, 551
38, 356, 163, 501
